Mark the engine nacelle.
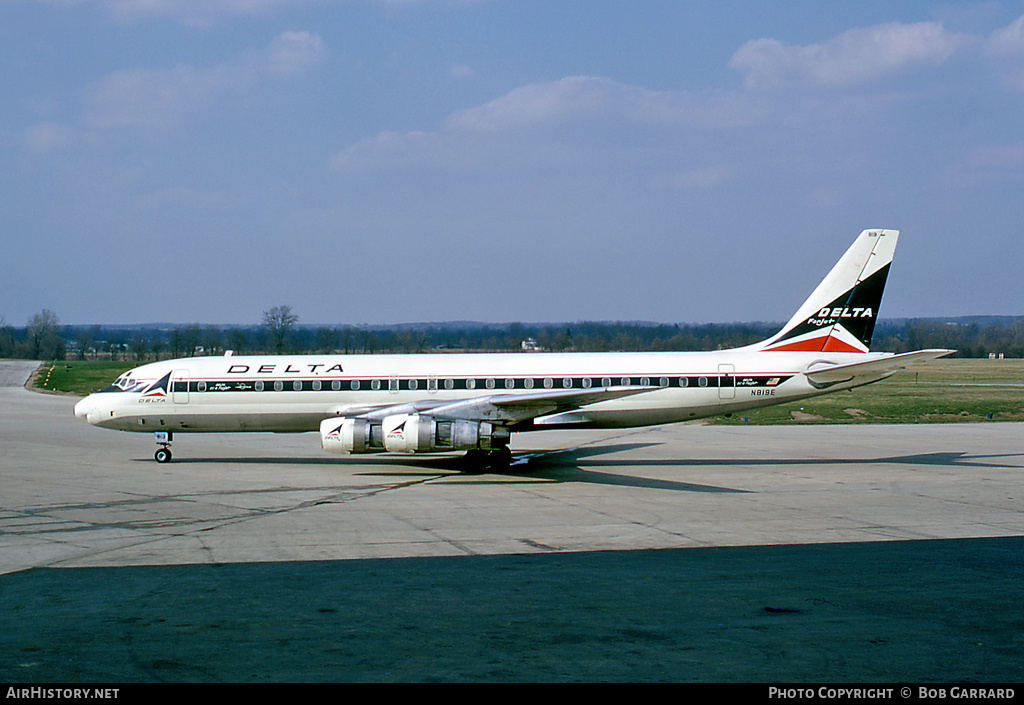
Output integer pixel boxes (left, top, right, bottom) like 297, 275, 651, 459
320, 417, 385, 454
321, 414, 510, 455
382, 414, 510, 454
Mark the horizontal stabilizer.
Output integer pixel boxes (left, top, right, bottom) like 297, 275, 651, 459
804, 349, 954, 385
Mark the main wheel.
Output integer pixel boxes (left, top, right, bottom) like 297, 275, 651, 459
462, 449, 488, 473
489, 446, 512, 468
155, 447, 172, 463
462, 447, 511, 472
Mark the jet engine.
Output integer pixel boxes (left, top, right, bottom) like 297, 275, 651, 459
320, 417, 385, 454
382, 414, 510, 454
320, 414, 509, 454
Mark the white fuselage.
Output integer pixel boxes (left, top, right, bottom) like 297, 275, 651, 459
74, 347, 883, 435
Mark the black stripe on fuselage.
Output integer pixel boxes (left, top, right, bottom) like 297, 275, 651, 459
167, 375, 794, 394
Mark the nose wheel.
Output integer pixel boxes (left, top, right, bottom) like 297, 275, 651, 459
154, 431, 173, 463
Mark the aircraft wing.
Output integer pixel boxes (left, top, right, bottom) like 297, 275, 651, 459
327, 385, 653, 426
804, 349, 954, 386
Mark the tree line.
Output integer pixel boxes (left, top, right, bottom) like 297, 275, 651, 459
3, 306, 1024, 361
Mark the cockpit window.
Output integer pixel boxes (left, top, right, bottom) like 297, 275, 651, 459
104, 374, 145, 393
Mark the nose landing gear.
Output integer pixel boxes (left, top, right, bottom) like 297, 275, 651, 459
154, 431, 173, 463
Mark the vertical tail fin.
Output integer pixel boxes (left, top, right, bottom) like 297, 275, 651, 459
758, 229, 897, 353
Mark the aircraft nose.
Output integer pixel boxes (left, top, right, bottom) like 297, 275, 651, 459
74, 397, 95, 424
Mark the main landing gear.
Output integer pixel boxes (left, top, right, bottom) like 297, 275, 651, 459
462, 445, 512, 472
154, 431, 173, 463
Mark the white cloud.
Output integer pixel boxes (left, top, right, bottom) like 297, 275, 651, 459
988, 14, 1024, 55
986, 15, 1024, 91
442, 76, 734, 132
332, 14, 1024, 196
449, 63, 474, 81
332, 75, 762, 176
443, 76, 611, 131
45, 0, 484, 26
83, 62, 235, 129
443, 75, 759, 135
938, 142, 1024, 188
9, 30, 330, 149
729, 21, 964, 88
331, 129, 444, 170
81, 31, 326, 129
24, 122, 77, 152
60, 0, 326, 28
267, 30, 329, 74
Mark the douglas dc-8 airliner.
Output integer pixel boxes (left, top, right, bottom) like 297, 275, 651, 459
75, 229, 951, 466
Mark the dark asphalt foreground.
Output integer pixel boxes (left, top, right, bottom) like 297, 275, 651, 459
2, 537, 1022, 683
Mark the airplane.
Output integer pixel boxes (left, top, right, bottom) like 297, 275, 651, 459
74, 229, 952, 467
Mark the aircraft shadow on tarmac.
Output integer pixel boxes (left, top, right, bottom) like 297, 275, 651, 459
161, 442, 746, 493
645, 450, 1024, 470
359, 446, 1024, 491
412, 443, 752, 493
154, 446, 1023, 494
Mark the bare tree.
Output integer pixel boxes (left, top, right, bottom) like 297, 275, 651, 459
182, 324, 201, 356
263, 305, 298, 354
169, 327, 184, 358
131, 335, 148, 361
203, 325, 223, 356
0, 315, 16, 358
75, 326, 97, 360
315, 326, 339, 354
228, 327, 250, 354
27, 309, 64, 360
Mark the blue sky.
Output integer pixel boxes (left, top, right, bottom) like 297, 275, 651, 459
2, 0, 1022, 326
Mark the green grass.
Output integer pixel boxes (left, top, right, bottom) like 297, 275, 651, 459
32, 358, 1024, 425
712, 358, 1024, 425
33, 360, 135, 396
